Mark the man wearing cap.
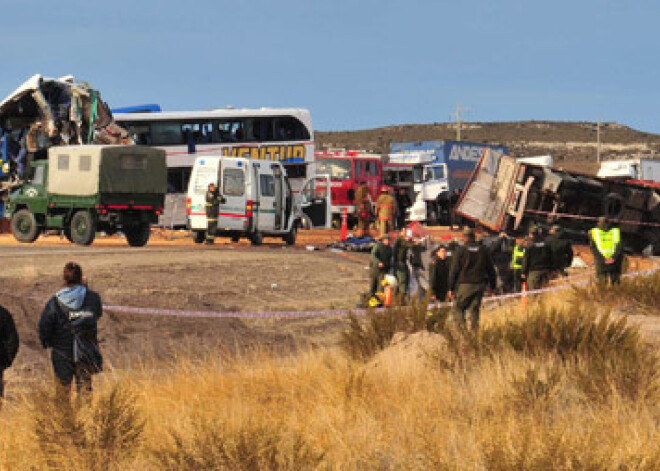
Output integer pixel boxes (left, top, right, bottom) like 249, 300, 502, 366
375, 186, 396, 238
369, 234, 393, 297
354, 180, 372, 237
545, 224, 573, 277
205, 183, 225, 245
448, 227, 497, 330
521, 226, 554, 290
589, 217, 623, 284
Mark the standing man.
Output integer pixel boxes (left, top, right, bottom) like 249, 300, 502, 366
589, 217, 623, 284
354, 180, 372, 238
448, 228, 497, 330
393, 229, 412, 299
375, 186, 396, 238
429, 245, 451, 303
0, 304, 19, 400
395, 188, 411, 230
521, 226, 554, 290
205, 182, 225, 245
511, 236, 527, 292
369, 234, 392, 297
39, 262, 103, 397
546, 225, 574, 277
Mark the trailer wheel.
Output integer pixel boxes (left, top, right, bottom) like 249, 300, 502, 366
283, 225, 297, 246
193, 230, 205, 244
69, 210, 96, 246
11, 209, 39, 243
231, 235, 240, 243
125, 222, 151, 247
250, 231, 263, 246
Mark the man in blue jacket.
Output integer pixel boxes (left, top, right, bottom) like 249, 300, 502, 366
38, 262, 103, 396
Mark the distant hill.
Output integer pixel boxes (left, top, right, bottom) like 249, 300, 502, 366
316, 121, 660, 173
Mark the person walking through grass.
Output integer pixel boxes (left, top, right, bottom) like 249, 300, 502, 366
39, 262, 103, 397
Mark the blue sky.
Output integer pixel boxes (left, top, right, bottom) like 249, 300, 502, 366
1, 0, 658, 133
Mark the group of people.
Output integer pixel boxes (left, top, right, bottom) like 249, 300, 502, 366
0, 262, 103, 402
354, 182, 412, 238
367, 216, 625, 330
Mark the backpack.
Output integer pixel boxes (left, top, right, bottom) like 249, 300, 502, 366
57, 299, 103, 374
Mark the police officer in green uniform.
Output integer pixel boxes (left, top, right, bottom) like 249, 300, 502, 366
511, 236, 526, 292
589, 217, 623, 284
546, 225, 574, 277
369, 234, 392, 297
205, 183, 225, 244
448, 228, 497, 330
521, 226, 554, 290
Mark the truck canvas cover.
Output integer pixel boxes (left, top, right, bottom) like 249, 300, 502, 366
47, 145, 166, 196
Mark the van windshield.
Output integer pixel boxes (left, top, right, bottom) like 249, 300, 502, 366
316, 159, 351, 180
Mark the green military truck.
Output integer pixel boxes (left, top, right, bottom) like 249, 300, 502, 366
4, 145, 166, 246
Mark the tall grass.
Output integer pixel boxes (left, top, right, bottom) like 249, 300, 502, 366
573, 270, 660, 315
1, 289, 660, 469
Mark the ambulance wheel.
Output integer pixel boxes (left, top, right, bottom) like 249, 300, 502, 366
11, 209, 39, 243
250, 231, 263, 246
231, 235, 240, 243
283, 226, 297, 246
70, 210, 96, 246
125, 222, 151, 247
193, 230, 205, 244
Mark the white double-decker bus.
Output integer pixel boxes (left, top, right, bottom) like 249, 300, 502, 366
114, 107, 316, 227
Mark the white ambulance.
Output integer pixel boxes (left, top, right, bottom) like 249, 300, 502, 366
186, 156, 331, 245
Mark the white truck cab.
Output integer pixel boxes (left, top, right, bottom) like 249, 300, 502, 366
187, 156, 330, 245
597, 158, 660, 183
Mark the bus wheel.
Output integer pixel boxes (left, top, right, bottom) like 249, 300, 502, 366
231, 235, 240, 243
70, 210, 96, 246
11, 209, 39, 243
283, 225, 297, 246
193, 230, 205, 244
250, 231, 263, 246
125, 222, 151, 247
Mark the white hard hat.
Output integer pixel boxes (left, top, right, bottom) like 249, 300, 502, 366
383, 274, 398, 289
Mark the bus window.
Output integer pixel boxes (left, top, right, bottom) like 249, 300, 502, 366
151, 122, 183, 145
124, 123, 151, 145
245, 118, 273, 142
273, 116, 310, 141
167, 167, 191, 193
217, 120, 244, 143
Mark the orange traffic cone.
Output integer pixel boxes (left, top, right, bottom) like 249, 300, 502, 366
521, 281, 528, 308
340, 207, 348, 241
383, 285, 394, 307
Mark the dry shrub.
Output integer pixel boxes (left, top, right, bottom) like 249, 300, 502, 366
574, 270, 660, 314
31, 384, 144, 470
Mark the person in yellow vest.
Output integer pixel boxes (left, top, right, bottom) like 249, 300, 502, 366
375, 186, 396, 238
511, 236, 526, 292
354, 180, 372, 238
589, 216, 623, 284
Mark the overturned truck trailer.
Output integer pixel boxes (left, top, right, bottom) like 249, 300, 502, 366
456, 149, 660, 254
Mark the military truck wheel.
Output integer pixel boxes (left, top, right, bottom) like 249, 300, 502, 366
63, 228, 74, 243
283, 225, 297, 246
125, 222, 151, 247
193, 230, 205, 244
250, 231, 263, 246
11, 209, 39, 243
70, 210, 96, 246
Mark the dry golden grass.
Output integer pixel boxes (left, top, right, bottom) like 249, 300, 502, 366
3, 277, 660, 469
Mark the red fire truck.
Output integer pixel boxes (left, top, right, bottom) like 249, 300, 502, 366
314, 150, 384, 227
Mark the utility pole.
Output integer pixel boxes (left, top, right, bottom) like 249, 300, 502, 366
596, 120, 601, 163
451, 104, 467, 141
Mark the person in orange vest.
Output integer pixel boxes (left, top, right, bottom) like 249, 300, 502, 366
375, 186, 396, 238
354, 180, 372, 237
589, 216, 623, 284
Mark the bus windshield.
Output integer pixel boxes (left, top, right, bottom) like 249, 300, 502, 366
316, 159, 351, 180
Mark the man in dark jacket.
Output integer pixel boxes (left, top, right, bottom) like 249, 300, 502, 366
546, 225, 573, 276
522, 227, 554, 290
39, 262, 103, 396
448, 228, 497, 329
395, 188, 412, 229
0, 305, 19, 400
429, 245, 450, 302
392, 230, 411, 299
205, 182, 225, 244
369, 234, 392, 296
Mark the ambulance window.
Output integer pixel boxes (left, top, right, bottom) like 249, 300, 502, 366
260, 175, 275, 197
370, 162, 378, 176
223, 168, 245, 196
355, 161, 362, 177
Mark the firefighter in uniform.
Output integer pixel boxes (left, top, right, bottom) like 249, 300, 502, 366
521, 226, 554, 290
369, 234, 392, 297
375, 186, 396, 238
511, 236, 526, 292
354, 180, 372, 238
589, 217, 623, 284
448, 228, 497, 330
393, 229, 412, 299
205, 183, 225, 244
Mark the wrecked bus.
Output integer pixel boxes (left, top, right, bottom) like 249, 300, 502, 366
456, 149, 660, 254
114, 108, 316, 228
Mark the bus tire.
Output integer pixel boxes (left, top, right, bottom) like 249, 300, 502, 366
11, 209, 39, 243
193, 230, 205, 244
70, 210, 96, 246
283, 225, 297, 246
231, 235, 240, 243
125, 222, 151, 247
602, 193, 624, 220
250, 231, 263, 246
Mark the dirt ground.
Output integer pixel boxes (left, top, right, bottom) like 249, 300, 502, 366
0, 226, 655, 394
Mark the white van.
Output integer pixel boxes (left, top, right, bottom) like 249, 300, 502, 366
187, 156, 331, 245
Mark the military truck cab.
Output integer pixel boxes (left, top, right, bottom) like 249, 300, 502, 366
187, 156, 330, 245
5, 145, 166, 246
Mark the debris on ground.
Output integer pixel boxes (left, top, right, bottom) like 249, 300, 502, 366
327, 235, 376, 252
